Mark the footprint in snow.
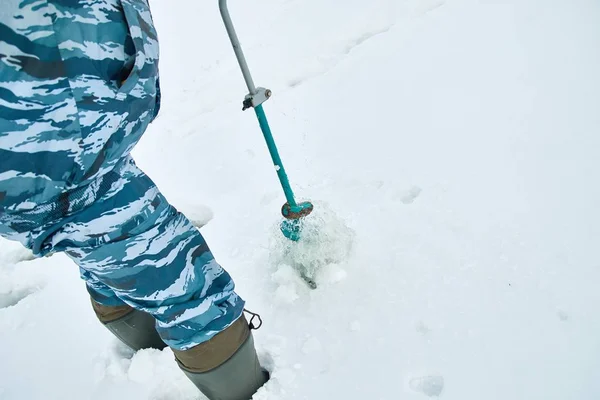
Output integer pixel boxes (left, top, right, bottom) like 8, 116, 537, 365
394, 185, 422, 204
557, 310, 569, 322
409, 375, 444, 397
415, 321, 431, 336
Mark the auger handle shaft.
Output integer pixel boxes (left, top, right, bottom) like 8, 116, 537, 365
219, 0, 257, 95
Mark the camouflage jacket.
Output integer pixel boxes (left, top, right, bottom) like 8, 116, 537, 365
0, 0, 160, 230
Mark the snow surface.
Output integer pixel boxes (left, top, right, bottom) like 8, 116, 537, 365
2, 0, 600, 399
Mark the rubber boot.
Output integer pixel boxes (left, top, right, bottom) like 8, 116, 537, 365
91, 298, 167, 351
173, 315, 269, 400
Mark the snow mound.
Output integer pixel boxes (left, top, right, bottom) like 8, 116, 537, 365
268, 201, 355, 286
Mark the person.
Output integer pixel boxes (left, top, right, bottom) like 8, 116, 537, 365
0, 1, 269, 399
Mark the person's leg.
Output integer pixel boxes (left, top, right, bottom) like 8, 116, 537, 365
50, 157, 266, 398
60, 157, 244, 351
1, 154, 267, 398
85, 276, 267, 400
85, 266, 268, 400
84, 271, 166, 352
90, 297, 167, 352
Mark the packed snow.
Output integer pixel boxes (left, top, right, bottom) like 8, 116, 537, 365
1, 0, 600, 399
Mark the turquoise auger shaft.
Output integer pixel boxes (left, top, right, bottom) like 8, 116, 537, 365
254, 104, 298, 208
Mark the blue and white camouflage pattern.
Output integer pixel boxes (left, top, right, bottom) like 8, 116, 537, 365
0, 0, 245, 350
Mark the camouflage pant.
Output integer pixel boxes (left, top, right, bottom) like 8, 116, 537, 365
1, 155, 245, 351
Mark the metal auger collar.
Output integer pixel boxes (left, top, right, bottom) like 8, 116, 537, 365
280, 201, 314, 242
282, 201, 314, 220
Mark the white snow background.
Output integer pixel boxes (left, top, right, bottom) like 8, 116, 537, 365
1, 0, 600, 399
